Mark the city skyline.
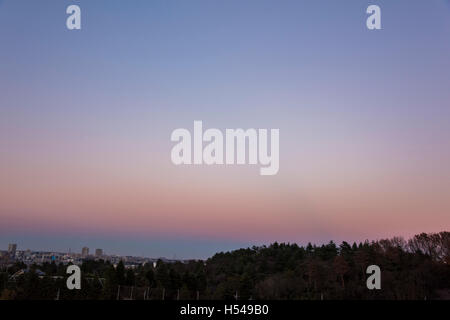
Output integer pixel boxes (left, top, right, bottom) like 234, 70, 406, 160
1, 0, 450, 259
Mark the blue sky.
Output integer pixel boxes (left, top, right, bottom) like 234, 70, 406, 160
1, 1, 449, 259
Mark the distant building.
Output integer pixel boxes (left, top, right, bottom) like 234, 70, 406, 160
81, 247, 89, 257
95, 249, 103, 257
8, 243, 17, 258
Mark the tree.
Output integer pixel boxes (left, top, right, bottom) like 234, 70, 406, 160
333, 256, 350, 290
145, 269, 155, 287
125, 269, 135, 286
116, 261, 125, 285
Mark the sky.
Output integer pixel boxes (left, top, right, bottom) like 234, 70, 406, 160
1, 0, 449, 259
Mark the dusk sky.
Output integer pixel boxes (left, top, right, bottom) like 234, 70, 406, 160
1, 0, 449, 259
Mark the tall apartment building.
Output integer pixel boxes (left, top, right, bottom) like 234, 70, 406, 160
8, 243, 17, 258
81, 247, 89, 257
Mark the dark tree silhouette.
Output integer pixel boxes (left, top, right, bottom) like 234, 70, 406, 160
1, 232, 449, 300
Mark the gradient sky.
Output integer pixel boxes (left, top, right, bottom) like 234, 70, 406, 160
1, 0, 449, 259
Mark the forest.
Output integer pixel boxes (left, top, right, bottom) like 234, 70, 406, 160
1, 232, 449, 300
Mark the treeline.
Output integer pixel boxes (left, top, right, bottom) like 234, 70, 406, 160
1, 232, 449, 300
